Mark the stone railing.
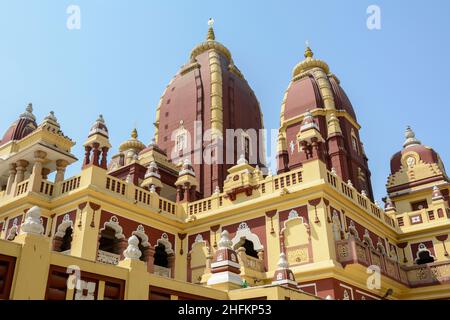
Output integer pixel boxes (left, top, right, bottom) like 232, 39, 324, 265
96, 250, 120, 265
326, 170, 396, 230
39, 180, 54, 196
187, 167, 305, 216
336, 238, 409, 285
239, 254, 265, 273
335, 238, 450, 287
404, 261, 450, 287
236, 248, 265, 273
1, 165, 180, 219
59, 175, 81, 195
153, 265, 171, 278
15, 179, 29, 196
394, 205, 450, 231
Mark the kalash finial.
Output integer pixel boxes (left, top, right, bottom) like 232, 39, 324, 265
131, 128, 138, 139
403, 125, 421, 149
304, 40, 314, 59
207, 18, 215, 41
97, 114, 105, 123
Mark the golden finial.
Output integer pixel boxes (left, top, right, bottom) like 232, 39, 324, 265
131, 128, 138, 139
207, 18, 215, 41
304, 40, 313, 58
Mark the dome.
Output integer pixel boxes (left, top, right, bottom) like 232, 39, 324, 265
390, 126, 444, 174
88, 114, 109, 138
119, 128, 146, 153
282, 47, 357, 122
0, 103, 38, 146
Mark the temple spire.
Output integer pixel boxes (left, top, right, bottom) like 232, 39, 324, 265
131, 128, 138, 139
403, 126, 421, 148
207, 18, 215, 40
304, 40, 314, 59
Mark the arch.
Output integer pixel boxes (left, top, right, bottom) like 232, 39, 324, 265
189, 234, 210, 283
231, 222, 263, 252
154, 243, 169, 268
281, 213, 310, 248
132, 224, 150, 247
156, 233, 173, 254
55, 214, 73, 238
100, 216, 125, 240
415, 243, 435, 265
98, 216, 125, 256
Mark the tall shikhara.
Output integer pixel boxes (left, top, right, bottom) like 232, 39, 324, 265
277, 45, 374, 200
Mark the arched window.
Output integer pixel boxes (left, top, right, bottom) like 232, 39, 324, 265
137, 236, 147, 262
59, 227, 73, 252
242, 239, 258, 258
415, 243, 435, 265
99, 226, 121, 255
154, 243, 169, 268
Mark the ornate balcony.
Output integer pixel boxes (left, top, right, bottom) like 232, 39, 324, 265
404, 261, 450, 288
336, 238, 409, 285
336, 238, 450, 288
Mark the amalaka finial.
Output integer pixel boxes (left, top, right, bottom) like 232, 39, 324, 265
207, 18, 215, 41
131, 128, 138, 139
304, 40, 314, 58
20, 102, 36, 121
403, 125, 421, 148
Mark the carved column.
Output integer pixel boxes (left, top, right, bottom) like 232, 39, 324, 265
176, 185, 184, 202
41, 168, 51, 180
30, 151, 47, 192
6, 163, 17, 194
82, 146, 92, 168
92, 143, 100, 167
55, 159, 69, 182
100, 147, 109, 169
147, 246, 155, 273
168, 254, 175, 278
15, 160, 29, 183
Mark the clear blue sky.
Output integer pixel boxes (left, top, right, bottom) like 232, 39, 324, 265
0, 0, 449, 201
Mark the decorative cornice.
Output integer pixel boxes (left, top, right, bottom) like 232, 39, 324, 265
190, 40, 232, 63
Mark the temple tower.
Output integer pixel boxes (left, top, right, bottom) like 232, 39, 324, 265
277, 45, 374, 200
153, 19, 266, 198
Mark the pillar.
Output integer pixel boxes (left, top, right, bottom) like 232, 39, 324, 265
11, 207, 51, 300
82, 146, 92, 168
55, 159, 69, 182
92, 143, 100, 167
29, 151, 47, 192
100, 147, 109, 169
6, 163, 16, 194
118, 258, 149, 300
15, 160, 29, 183
70, 202, 101, 261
